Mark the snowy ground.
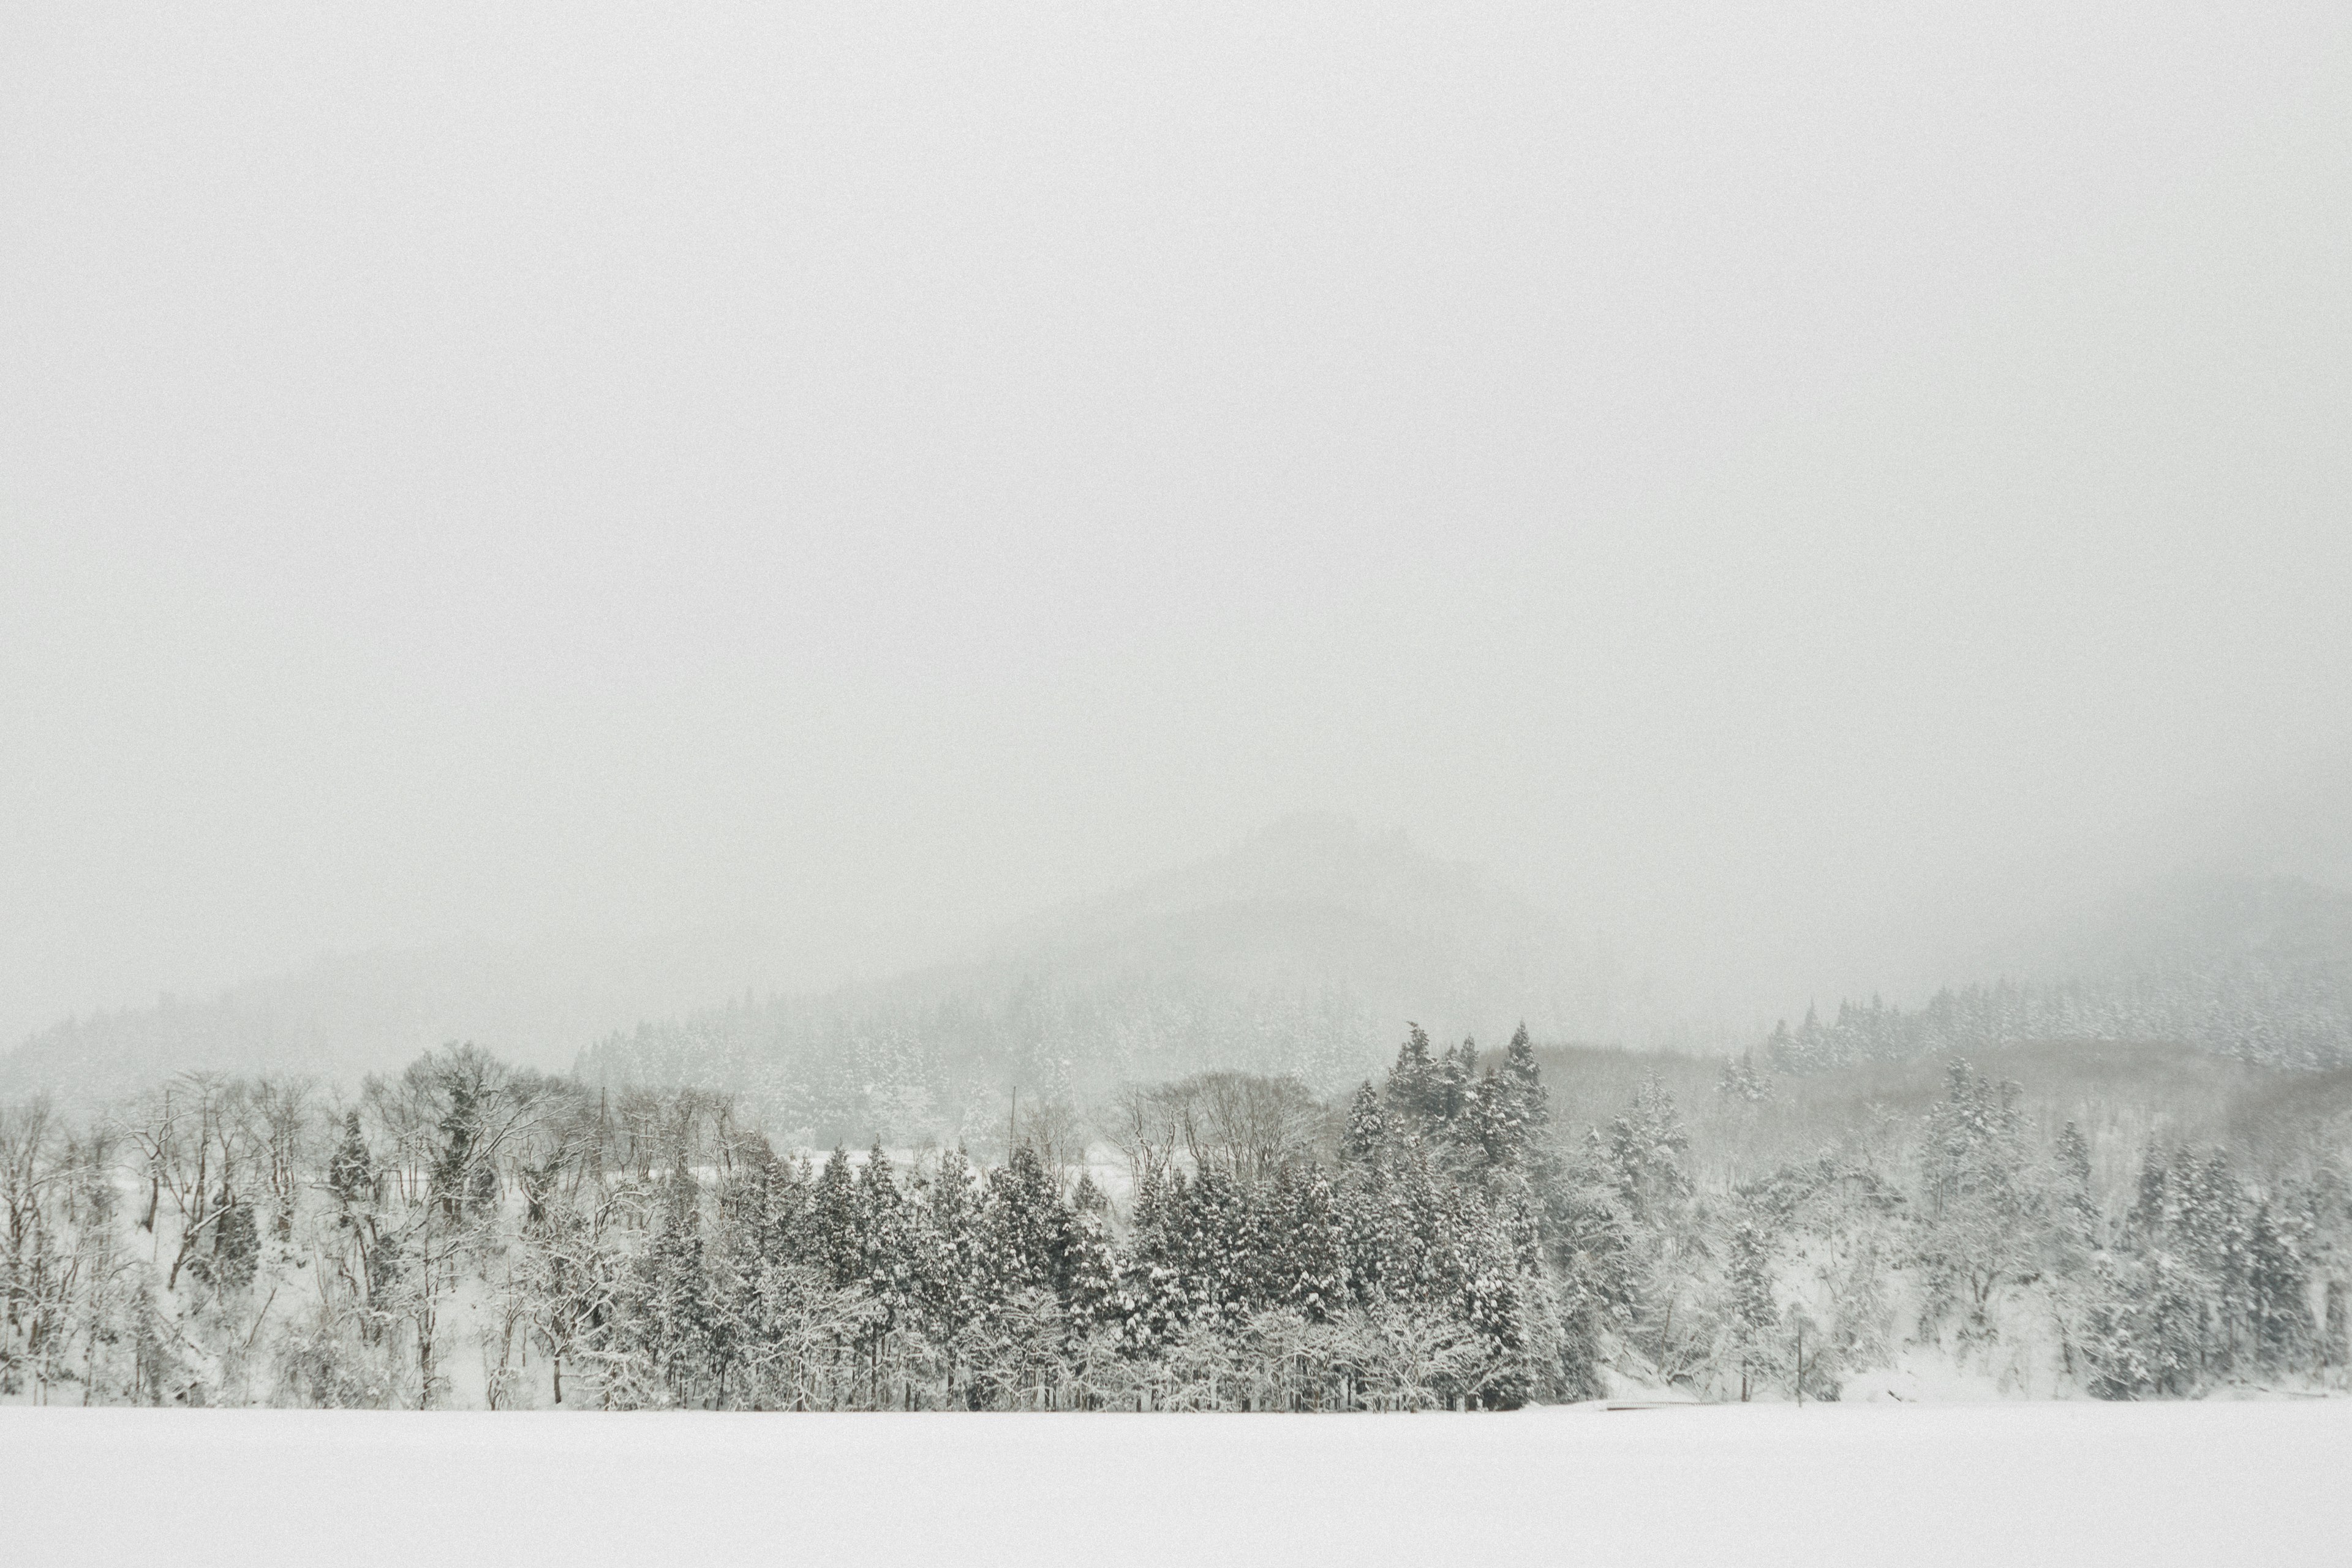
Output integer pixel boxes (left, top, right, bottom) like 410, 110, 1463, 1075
2, 1401, 2344, 1566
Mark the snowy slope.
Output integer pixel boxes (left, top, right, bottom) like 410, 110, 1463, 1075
2, 1401, 2343, 1567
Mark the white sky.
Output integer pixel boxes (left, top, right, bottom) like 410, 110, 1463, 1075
5, 2, 2350, 1041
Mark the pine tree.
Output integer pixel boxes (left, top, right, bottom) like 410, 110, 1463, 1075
855, 1140, 908, 1298
1607, 1075, 1692, 1226
1270, 1161, 1343, 1321
1464, 1074, 1519, 1175
1063, 1173, 1118, 1322
1385, 1025, 1439, 1126
1795, 1003, 1825, 1069
2246, 1199, 2314, 1374
1722, 1218, 1782, 1401
1340, 1082, 1386, 1166
2143, 1249, 2204, 1395
209, 1195, 259, 1291
1436, 1039, 1477, 1126
326, 1111, 373, 1222
2170, 1147, 2250, 1375
982, 1144, 1074, 1305
1715, 1052, 1772, 1104
633, 1169, 719, 1406
1501, 1023, 1550, 1147
2127, 1138, 2170, 1249
2056, 1120, 2097, 1245
907, 1145, 989, 1404
1453, 1194, 1534, 1409
1112, 1166, 1189, 1355
2082, 1254, 2150, 1399
807, 1145, 862, 1287
428, 1054, 503, 1223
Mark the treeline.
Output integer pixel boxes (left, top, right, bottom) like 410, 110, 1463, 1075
1765, 971, 2352, 1076
5, 1030, 2350, 1409
0, 1031, 1567, 1411
1762, 876, 2352, 1074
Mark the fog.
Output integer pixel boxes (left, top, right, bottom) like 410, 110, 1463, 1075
5, 1, 2349, 1050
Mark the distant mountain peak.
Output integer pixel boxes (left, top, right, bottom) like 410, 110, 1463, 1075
979, 813, 1516, 964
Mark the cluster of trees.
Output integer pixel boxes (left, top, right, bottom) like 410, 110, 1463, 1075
2081, 1140, 2349, 1396
0, 1031, 1567, 1410
1687, 1056, 2350, 1400
6, 1030, 2350, 1409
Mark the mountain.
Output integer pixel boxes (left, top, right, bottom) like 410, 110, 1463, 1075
0, 928, 790, 1110
575, 815, 1649, 1144
1, 816, 1638, 1122
941, 813, 1623, 1031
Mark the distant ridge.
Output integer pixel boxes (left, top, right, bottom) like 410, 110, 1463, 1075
0, 928, 787, 1109
1765, 872, 2352, 1072
573, 815, 1646, 1143
910, 813, 1601, 1030
0, 817, 1637, 1118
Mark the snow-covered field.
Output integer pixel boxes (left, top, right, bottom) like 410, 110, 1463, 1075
2, 1401, 2345, 1566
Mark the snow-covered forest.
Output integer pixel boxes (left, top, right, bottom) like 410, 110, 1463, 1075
7, 1023, 2346, 1411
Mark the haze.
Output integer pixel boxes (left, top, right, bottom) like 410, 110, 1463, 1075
5, 1, 2349, 1050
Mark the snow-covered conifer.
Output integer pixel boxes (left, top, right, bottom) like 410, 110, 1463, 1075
1340, 1082, 1385, 1166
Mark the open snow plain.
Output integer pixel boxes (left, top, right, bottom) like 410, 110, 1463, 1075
3, 1401, 2346, 1567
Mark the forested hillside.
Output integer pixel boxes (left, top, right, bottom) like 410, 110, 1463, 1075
574, 817, 1642, 1147
0, 930, 791, 1111
7, 1024, 2346, 1410
0, 819, 1628, 1123
1763, 875, 2352, 1074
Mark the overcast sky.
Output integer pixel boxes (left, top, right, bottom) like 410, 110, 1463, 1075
5, 1, 2350, 1042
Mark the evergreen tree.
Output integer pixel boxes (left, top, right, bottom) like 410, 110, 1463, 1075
1464, 1074, 1519, 1175
2055, 1120, 2097, 1246
1385, 1025, 1439, 1126
1607, 1075, 1692, 1226
1722, 1218, 1782, 1401
1064, 1172, 1118, 1321
428, 1054, 503, 1223
209, 1195, 259, 1291
2143, 1248, 2205, 1395
2246, 1199, 2313, 1373
1340, 1082, 1386, 1166
326, 1111, 373, 1221
855, 1140, 910, 1303
1715, 1052, 1772, 1104
916, 1147, 985, 1334
1452, 1194, 1534, 1408
1498, 1023, 1550, 1159
2127, 1138, 2170, 1249
1435, 1038, 1477, 1126
807, 1145, 862, 1288
982, 1145, 1075, 1305
2082, 1254, 2150, 1400
1112, 1167, 1189, 1355
1269, 1161, 1343, 1321
633, 1169, 720, 1405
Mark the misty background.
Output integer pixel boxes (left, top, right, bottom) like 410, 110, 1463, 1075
5, 2, 2350, 1082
